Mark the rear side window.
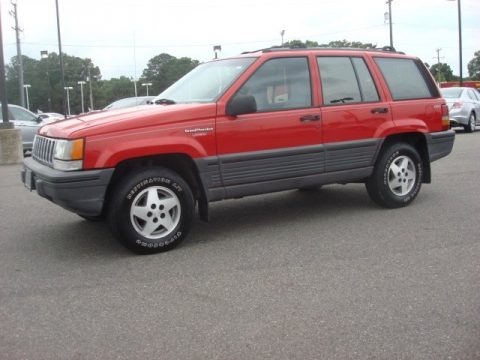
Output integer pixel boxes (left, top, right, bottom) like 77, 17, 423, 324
375, 58, 434, 100
317, 57, 379, 105
467, 89, 480, 101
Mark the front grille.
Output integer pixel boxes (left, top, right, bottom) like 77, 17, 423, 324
32, 135, 57, 167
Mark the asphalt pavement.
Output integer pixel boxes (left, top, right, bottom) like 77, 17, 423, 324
1, 129, 479, 359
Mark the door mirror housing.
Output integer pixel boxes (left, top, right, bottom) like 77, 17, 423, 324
226, 95, 257, 116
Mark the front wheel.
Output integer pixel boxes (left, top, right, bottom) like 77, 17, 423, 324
108, 167, 194, 254
366, 143, 423, 208
464, 113, 476, 133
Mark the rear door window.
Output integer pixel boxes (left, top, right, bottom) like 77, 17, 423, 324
317, 57, 379, 105
374, 57, 434, 100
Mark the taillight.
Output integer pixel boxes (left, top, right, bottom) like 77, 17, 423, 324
451, 101, 463, 109
441, 104, 450, 130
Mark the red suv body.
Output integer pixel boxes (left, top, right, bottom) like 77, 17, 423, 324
22, 47, 455, 253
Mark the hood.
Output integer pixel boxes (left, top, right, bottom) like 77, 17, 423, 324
39, 103, 217, 138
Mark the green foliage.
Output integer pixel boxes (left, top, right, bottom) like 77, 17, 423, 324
4, 51, 200, 113
283, 39, 376, 49
140, 54, 199, 95
429, 63, 454, 82
6, 53, 102, 114
467, 50, 480, 80
320, 40, 377, 48
283, 40, 319, 48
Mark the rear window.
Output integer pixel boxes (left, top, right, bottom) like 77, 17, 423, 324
375, 58, 434, 100
441, 88, 463, 98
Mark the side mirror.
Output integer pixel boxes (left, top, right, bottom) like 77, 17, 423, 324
226, 95, 257, 116
36, 116, 43, 124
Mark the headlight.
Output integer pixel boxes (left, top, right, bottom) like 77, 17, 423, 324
53, 139, 84, 171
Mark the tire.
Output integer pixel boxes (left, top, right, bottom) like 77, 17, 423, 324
366, 143, 423, 208
464, 113, 476, 133
298, 185, 322, 192
107, 167, 194, 254
78, 214, 104, 222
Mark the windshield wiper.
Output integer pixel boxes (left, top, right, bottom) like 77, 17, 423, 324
155, 98, 176, 105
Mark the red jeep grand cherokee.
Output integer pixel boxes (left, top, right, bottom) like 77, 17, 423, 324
22, 47, 455, 254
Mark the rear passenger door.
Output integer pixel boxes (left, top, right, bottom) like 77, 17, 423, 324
317, 56, 391, 172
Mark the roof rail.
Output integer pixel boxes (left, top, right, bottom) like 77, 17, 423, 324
241, 45, 404, 55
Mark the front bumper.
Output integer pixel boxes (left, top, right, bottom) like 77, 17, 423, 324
426, 129, 455, 162
21, 157, 114, 217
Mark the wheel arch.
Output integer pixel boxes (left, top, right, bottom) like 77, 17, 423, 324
104, 153, 209, 221
375, 132, 431, 183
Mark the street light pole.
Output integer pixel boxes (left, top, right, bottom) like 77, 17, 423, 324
455, 0, 463, 86
55, 0, 67, 118
23, 84, 31, 110
77, 81, 86, 113
0, 2, 13, 129
64, 86, 73, 116
132, 78, 137, 97
447, 0, 462, 86
141, 82, 152, 96
40, 50, 52, 112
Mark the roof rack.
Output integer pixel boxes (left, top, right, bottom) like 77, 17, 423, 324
241, 45, 404, 55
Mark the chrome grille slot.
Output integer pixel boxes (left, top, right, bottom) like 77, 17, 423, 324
32, 135, 57, 167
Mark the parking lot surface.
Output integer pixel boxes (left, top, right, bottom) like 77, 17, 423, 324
1, 130, 479, 359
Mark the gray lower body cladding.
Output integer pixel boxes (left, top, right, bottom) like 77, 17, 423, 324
196, 139, 380, 201
21, 157, 114, 217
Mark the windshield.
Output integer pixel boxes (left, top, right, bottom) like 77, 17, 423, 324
152, 57, 256, 104
441, 88, 463, 98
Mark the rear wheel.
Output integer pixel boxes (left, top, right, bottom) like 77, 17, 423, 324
366, 143, 423, 208
464, 113, 476, 133
108, 167, 194, 254
78, 214, 104, 222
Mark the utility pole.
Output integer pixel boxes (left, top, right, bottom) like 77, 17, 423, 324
434, 48, 445, 83
385, 0, 393, 48
9, 1, 25, 107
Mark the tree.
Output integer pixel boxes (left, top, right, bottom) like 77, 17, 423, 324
467, 50, 480, 80
100, 76, 136, 106
319, 40, 377, 49
429, 63, 454, 82
5, 53, 102, 114
140, 53, 199, 95
283, 39, 376, 49
283, 40, 319, 48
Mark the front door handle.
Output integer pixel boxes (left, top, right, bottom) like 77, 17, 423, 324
300, 115, 321, 122
371, 107, 389, 114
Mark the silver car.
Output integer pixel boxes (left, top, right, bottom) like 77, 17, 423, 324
441, 87, 480, 133
0, 104, 42, 153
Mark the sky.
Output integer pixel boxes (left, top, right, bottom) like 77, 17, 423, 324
1, 0, 479, 82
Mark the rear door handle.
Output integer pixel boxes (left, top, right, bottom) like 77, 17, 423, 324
300, 115, 321, 122
371, 107, 389, 114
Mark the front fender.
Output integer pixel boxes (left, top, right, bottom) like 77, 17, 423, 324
84, 132, 215, 169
